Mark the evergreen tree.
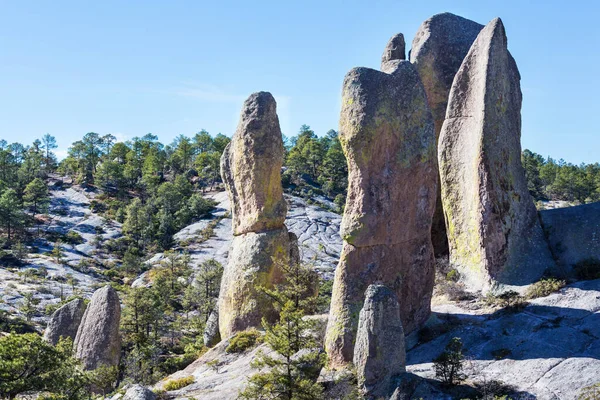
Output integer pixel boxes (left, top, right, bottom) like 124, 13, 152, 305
23, 177, 49, 215
0, 189, 25, 241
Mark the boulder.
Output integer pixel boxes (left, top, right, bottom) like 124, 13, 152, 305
123, 384, 156, 400
203, 308, 221, 347
218, 92, 298, 338
438, 18, 554, 292
410, 12, 484, 257
220, 91, 287, 236
43, 298, 86, 345
326, 56, 436, 367
381, 33, 405, 71
353, 285, 406, 398
539, 202, 600, 274
74, 285, 121, 371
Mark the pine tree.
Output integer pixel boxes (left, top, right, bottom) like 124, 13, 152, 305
239, 261, 325, 400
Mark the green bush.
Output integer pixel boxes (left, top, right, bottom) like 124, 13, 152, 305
163, 376, 194, 391
579, 382, 600, 400
225, 329, 263, 353
64, 231, 84, 245
574, 258, 600, 281
433, 337, 466, 386
525, 277, 565, 299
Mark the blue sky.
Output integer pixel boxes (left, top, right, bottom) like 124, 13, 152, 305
0, 0, 598, 163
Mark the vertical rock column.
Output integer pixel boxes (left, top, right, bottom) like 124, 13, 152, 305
74, 285, 121, 371
354, 284, 406, 398
438, 18, 554, 292
410, 12, 484, 257
325, 37, 437, 368
218, 91, 297, 339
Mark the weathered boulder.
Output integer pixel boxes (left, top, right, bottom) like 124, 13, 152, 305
123, 384, 156, 400
218, 92, 297, 338
381, 33, 405, 71
540, 202, 600, 274
438, 18, 554, 292
74, 285, 121, 371
220, 91, 287, 236
410, 12, 484, 257
203, 308, 221, 347
325, 55, 436, 367
353, 285, 406, 398
43, 298, 86, 345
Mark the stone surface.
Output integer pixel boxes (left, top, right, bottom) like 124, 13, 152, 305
218, 92, 298, 338
220, 91, 287, 236
438, 18, 554, 292
381, 33, 405, 71
326, 58, 437, 367
123, 384, 156, 400
74, 285, 121, 371
410, 12, 484, 257
540, 202, 600, 274
157, 279, 600, 400
203, 309, 221, 347
407, 279, 600, 400
353, 285, 406, 398
43, 297, 86, 345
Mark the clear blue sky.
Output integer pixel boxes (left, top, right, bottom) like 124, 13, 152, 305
0, 0, 598, 163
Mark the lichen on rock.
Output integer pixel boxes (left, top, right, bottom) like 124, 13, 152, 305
438, 18, 555, 292
325, 48, 437, 368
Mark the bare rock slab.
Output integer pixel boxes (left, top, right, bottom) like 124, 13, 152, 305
326, 58, 436, 367
43, 297, 86, 345
74, 285, 121, 371
354, 284, 406, 398
410, 12, 484, 257
540, 202, 600, 275
438, 18, 554, 292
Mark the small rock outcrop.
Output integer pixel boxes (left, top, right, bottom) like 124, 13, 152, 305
540, 202, 600, 274
43, 298, 86, 345
203, 309, 221, 347
410, 12, 484, 257
353, 285, 406, 398
74, 285, 121, 371
218, 92, 298, 339
381, 33, 405, 70
123, 384, 156, 400
325, 41, 437, 367
438, 18, 554, 292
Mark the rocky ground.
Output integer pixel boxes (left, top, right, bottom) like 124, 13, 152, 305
1, 180, 342, 327
155, 279, 600, 400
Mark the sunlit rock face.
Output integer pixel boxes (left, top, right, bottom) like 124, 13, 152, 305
410, 12, 484, 257
218, 92, 297, 339
438, 18, 554, 292
325, 42, 437, 368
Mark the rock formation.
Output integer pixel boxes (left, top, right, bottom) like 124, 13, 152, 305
43, 297, 86, 345
325, 41, 437, 368
381, 33, 405, 70
74, 285, 121, 371
123, 384, 157, 400
410, 12, 484, 257
354, 285, 406, 398
218, 92, 297, 339
203, 309, 221, 347
438, 18, 554, 292
540, 202, 600, 274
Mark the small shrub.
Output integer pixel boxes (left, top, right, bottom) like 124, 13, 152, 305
574, 258, 600, 281
525, 277, 565, 299
64, 231, 84, 245
206, 359, 221, 373
491, 348, 512, 360
225, 328, 263, 353
163, 375, 194, 391
483, 291, 528, 312
579, 382, 600, 400
433, 337, 466, 386
446, 268, 460, 282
